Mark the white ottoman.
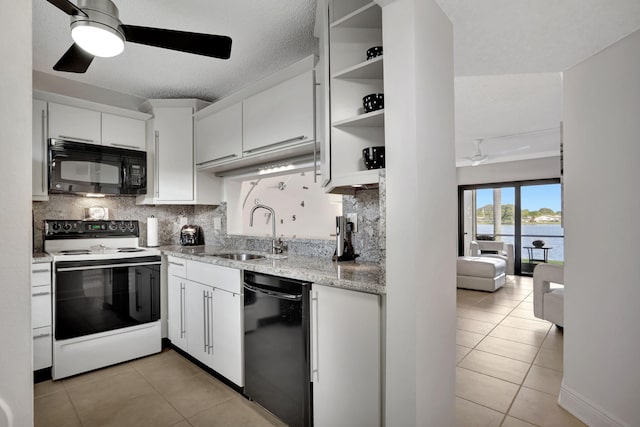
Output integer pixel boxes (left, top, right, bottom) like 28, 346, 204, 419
457, 256, 507, 292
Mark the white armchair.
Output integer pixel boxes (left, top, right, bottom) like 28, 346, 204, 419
470, 240, 515, 275
533, 264, 564, 327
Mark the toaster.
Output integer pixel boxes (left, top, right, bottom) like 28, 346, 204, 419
180, 225, 204, 246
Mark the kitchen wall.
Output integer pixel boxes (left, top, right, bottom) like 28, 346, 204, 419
33, 177, 385, 265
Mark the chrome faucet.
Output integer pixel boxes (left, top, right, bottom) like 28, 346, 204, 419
249, 204, 284, 254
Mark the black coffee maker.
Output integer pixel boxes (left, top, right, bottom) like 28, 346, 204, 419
333, 216, 358, 262
180, 225, 204, 246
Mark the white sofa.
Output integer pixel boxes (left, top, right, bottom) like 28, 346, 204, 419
470, 240, 515, 275
533, 263, 564, 327
457, 256, 507, 292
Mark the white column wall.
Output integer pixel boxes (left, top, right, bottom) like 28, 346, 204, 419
561, 29, 640, 426
0, 1, 34, 426
382, 0, 456, 425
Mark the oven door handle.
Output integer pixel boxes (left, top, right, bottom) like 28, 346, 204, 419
56, 261, 162, 272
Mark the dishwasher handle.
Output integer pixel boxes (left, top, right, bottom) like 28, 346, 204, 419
243, 282, 302, 301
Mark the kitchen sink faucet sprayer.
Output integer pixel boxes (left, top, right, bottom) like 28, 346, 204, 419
249, 204, 284, 254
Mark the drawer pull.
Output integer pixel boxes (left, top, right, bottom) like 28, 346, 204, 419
32, 268, 50, 274
32, 291, 51, 297
169, 261, 185, 267
34, 332, 51, 339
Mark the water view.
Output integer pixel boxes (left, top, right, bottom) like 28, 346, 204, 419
477, 223, 565, 262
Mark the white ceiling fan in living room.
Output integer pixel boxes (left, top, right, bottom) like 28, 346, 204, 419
462, 127, 560, 166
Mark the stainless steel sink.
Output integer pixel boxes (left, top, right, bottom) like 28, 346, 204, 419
212, 253, 266, 261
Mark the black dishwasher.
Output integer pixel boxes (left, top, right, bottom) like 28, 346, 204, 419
243, 271, 312, 427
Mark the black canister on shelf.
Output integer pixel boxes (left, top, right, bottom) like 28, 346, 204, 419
366, 46, 383, 60
362, 146, 385, 169
362, 93, 384, 113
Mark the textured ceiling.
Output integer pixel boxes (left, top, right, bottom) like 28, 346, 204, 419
32, 0, 318, 101
32, 0, 640, 165
436, 0, 640, 166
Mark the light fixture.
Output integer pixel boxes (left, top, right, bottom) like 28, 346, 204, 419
69, 0, 125, 58
71, 22, 124, 57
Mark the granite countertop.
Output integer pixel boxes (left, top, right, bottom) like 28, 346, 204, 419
32, 252, 52, 263
160, 245, 384, 295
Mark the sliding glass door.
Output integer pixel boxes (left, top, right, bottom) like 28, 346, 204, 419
458, 179, 564, 275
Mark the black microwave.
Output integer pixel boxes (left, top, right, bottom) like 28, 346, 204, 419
48, 139, 147, 196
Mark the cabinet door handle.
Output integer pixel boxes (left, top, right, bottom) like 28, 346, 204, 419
32, 291, 51, 297
207, 293, 214, 354
154, 130, 160, 198
59, 135, 94, 143
311, 290, 320, 382
203, 289, 207, 353
180, 283, 185, 338
196, 154, 237, 167
243, 135, 307, 154
32, 268, 50, 274
34, 332, 51, 339
110, 143, 140, 150
41, 108, 47, 193
168, 261, 185, 267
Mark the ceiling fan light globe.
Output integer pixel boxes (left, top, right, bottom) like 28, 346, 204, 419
71, 23, 124, 57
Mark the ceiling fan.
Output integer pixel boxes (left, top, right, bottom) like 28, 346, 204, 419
467, 139, 488, 166
46, 0, 232, 73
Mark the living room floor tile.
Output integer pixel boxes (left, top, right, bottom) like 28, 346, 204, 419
458, 317, 498, 335
541, 333, 563, 351
470, 301, 515, 315
457, 307, 507, 324
508, 387, 586, 426
455, 397, 504, 427
501, 415, 538, 427
522, 365, 563, 396
456, 367, 520, 413
459, 350, 531, 385
476, 336, 540, 363
500, 316, 552, 334
457, 329, 486, 348
489, 325, 547, 347
533, 348, 563, 372
509, 308, 539, 321
456, 345, 472, 363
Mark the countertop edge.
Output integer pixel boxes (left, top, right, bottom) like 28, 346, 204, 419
161, 247, 385, 295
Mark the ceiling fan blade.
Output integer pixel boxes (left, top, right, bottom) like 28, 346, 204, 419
53, 44, 95, 73
121, 25, 232, 59
45, 0, 88, 17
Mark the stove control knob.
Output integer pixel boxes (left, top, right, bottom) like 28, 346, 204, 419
108, 222, 117, 231
51, 222, 61, 231
128, 222, 136, 231
63, 223, 71, 231
120, 223, 127, 231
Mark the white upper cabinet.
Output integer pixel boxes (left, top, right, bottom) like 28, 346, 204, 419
102, 113, 146, 150
152, 107, 195, 202
32, 99, 49, 201
196, 102, 243, 167
48, 102, 101, 144
242, 70, 315, 155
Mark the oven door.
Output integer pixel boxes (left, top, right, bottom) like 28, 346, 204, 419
54, 256, 161, 341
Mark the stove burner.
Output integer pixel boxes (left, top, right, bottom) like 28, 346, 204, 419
117, 247, 145, 253
60, 249, 91, 255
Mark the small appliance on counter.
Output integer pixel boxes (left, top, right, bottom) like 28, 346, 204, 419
180, 224, 204, 246
333, 216, 358, 262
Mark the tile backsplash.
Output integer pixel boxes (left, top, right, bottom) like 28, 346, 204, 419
33, 180, 385, 266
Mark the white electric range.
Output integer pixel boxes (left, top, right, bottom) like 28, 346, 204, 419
44, 219, 162, 379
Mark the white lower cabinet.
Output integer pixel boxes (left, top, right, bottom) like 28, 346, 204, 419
31, 262, 52, 370
311, 285, 381, 427
167, 257, 243, 386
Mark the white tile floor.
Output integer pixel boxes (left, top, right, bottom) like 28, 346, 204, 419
35, 275, 584, 426
456, 275, 585, 427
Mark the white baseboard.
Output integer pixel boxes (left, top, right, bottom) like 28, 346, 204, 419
559, 381, 628, 427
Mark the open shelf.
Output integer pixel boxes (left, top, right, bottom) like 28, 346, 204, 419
332, 109, 384, 128
331, 2, 381, 29
332, 56, 383, 80
326, 169, 383, 194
